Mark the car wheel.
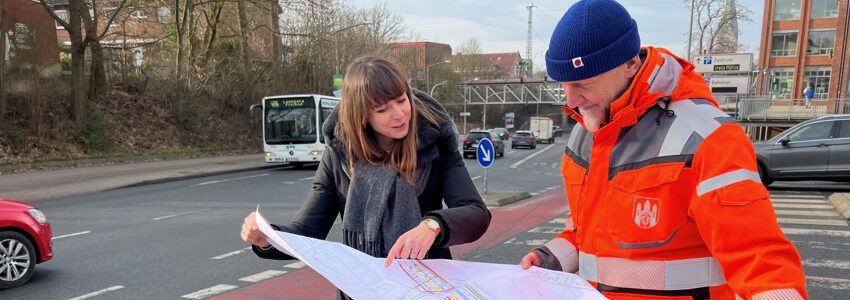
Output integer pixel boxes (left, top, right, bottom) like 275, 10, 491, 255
0, 231, 37, 289
757, 164, 773, 186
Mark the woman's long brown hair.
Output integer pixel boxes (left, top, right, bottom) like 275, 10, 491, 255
336, 56, 441, 183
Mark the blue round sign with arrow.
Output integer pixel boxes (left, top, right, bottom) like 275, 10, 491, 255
476, 138, 495, 168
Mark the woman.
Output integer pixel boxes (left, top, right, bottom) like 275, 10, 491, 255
240, 56, 491, 298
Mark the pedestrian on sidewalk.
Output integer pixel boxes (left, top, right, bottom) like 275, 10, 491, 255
804, 84, 814, 109
518, 1, 807, 299
241, 56, 490, 299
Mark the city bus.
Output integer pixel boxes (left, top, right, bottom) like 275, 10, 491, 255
249, 94, 340, 168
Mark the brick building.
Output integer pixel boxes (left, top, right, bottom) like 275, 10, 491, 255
2, 0, 60, 79
386, 41, 453, 84
451, 52, 522, 82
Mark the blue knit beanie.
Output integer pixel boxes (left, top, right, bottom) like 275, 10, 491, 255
546, 0, 640, 82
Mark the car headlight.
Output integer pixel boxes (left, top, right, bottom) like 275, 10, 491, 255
310, 150, 322, 156
28, 208, 47, 224
265, 152, 275, 158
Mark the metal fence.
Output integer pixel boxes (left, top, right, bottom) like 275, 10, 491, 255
714, 95, 850, 122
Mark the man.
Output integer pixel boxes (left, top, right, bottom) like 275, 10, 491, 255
804, 85, 814, 109
519, 0, 808, 299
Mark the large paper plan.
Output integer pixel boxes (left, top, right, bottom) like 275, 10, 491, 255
254, 208, 606, 299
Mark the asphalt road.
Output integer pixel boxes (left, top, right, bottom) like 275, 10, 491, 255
1, 137, 848, 299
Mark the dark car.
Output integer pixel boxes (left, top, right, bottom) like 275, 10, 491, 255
0, 198, 53, 289
463, 130, 505, 159
754, 114, 850, 185
552, 125, 563, 137
489, 128, 510, 141
512, 130, 537, 149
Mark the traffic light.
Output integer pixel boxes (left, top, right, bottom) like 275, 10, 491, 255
520, 75, 525, 83
543, 76, 548, 85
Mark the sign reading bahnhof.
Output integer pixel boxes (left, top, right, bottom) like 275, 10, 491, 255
694, 53, 753, 73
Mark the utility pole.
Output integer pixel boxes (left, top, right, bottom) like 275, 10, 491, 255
525, 2, 535, 77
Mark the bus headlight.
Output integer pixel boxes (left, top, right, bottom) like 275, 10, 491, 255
310, 150, 322, 156
265, 152, 275, 158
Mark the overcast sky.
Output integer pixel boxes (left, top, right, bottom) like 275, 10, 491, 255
352, 0, 764, 72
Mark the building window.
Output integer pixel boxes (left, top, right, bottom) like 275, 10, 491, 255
54, 10, 67, 28
807, 30, 835, 56
811, 0, 838, 19
768, 67, 795, 99
129, 9, 147, 19
157, 6, 171, 23
803, 66, 831, 99
771, 31, 798, 57
774, 0, 801, 21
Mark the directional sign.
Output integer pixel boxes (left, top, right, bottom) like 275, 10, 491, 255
693, 53, 753, 73
477, 138, 494, 168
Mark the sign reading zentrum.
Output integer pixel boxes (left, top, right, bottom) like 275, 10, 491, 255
693, 53, 753, 73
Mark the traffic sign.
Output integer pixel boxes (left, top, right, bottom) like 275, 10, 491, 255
459, 112, 471, 117
693, 53, 753, 73
477, 138, 494, 168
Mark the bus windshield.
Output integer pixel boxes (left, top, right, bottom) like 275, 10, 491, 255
264, 97, 317, 144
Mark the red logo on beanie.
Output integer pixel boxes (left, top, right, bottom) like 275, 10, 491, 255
572, 57, 584, 68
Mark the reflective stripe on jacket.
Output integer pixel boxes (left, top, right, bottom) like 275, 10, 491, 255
546, 47, 808, 299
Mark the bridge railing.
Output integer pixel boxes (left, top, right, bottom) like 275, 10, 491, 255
725, 96, 850, 122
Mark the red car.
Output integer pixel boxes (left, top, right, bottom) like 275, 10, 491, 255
0, 198, 53, 289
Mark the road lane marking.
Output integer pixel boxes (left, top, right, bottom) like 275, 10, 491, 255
471, 176, 481, 181
805, 276, 850, 290
238, 270, 288, 283
192, 174, 269, 186
68, 285, 124, 300
298, 176, 313, 181
153, 208, 210, 221
771, 199, 827, 204
782, 228, 850, 237
182, 285, 238, 299
771, 194, 828, 199
510, 144, 557, 169
53, 231, 91, 240
548, 218, 566, 224
778, 218, 848, 226
772, 203, 836, 209
527, 226, 563, 234
774, 210, 841, 217
803, 258, 850, 270
211, 247, 252, 260
283, 261, 307, 269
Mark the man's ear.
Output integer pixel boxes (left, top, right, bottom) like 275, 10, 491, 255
623, 56, 641, 77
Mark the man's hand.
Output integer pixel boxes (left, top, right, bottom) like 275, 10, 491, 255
384, 222, 437, 268
241, 212, 271, 248
520, 251, 541, 270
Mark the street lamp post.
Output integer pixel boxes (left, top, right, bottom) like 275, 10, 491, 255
426, 60, 450, 94
430, 80, 447, 96
334, 22, 372, 75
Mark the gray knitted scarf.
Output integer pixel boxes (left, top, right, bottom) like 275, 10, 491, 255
342, 161, 432, 257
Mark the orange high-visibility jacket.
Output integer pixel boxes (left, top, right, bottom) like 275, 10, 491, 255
538, 47, 808, 299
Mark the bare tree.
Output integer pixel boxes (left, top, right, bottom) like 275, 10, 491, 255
685, 0, 752, 57
0, 0, 7, 122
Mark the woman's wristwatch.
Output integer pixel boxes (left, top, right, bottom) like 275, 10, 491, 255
422, 218, 441, 235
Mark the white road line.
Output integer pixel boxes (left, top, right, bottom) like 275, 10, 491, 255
505, 238, 551, 246
782, 228, 850, 237
298, 176, 314, 181
211, 247, 252, 260
53, 231, 91, 240
530, 192, 540, 196
805, 276, 850, 289
471, 176, 482, 181
803, 258, 850, 270
771, 194, 827, 199
527, 226, 563, 234
284, 181, 296, 184
774, 210, 841, 217
771, 199, 827, 204
778, 218, 848, 226
238, 270, 288, 283
772, 203, 835, 209
192, 174, 269, 186
507, 151, 517, 155
283, 261, 307, 269
548, 218, 566, 224
153, 208, 210, 221
510, 144, 557, 169
182, 285, 239, 299
67, 285, 124, 300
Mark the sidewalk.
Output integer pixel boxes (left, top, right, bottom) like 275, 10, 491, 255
0, 154, 530, 206
0, 154, 273, 202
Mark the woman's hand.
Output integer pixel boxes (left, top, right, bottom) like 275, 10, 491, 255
241, 212, 271, 248
384, 221, 438, 268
